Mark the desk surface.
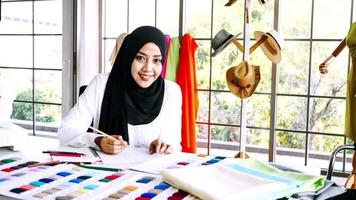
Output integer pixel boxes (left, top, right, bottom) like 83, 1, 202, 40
0, 138, 325, 200
0, 123, 29, 151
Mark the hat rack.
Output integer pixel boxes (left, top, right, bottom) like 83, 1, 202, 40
220, 0, 283, 159
224, 0, 273, 159
225, 0, 253, 159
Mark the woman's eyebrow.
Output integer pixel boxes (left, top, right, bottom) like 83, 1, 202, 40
137, 51, 162, 58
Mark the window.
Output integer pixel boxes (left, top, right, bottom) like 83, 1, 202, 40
0, 0, 63, 136
101, 0, 353, 173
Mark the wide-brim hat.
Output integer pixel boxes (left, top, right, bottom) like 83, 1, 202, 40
254, 30, 284, 64
212, 29, 242, 57
226, 61, 261, 98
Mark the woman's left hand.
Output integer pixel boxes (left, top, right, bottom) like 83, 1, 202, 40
149, 139, 172, 154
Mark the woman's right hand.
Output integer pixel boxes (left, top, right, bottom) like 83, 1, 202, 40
95, 135, 128, 154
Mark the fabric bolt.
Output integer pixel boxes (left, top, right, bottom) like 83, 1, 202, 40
161, 34, 171, 78
161, 164, 288, 200
231, 158, 324, 192
165, 37, 181, 82
176, 33, 199, 153
345, 22, 356, 141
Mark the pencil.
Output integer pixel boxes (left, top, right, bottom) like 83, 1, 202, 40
88, 126, 118, 141
28, 160, 62, 168
42, 151, 86, 156
77, 164, 122, 172
88, 126, 128, 148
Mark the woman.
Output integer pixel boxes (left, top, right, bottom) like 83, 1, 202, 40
58, 26, 182, 155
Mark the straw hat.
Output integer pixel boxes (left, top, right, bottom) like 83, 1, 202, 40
226, 61, 261, 98
211, 29, 242, 57
254, 30, 284, 64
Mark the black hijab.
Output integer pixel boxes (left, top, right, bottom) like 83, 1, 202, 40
99, 26, 167, 143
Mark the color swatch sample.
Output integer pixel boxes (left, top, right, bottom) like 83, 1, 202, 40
0, 156, 198, 200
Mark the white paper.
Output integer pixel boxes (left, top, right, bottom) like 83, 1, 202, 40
97, 147, 161, 169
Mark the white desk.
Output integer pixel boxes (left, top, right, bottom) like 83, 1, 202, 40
0, 140, 329, 200
0, 123, 29, 151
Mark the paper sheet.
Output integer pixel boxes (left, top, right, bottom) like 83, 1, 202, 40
97, 147, 162, 169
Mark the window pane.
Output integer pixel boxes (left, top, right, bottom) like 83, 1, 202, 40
0, 68, 33, 101
211, 91, 241, 125
247, 94, 270, 128
197, 91, 209, 122
105, 0, 128, 37
0, 36, 32, 68
104, 39, 116, 73
280, 1, 311, 39
213, 0, 243, 37
210, 125, 239, 157
157, 0, 179, 36
0, 1, 32, 34
313, 0, 351, 39
35, 104, 61, 130
250, 45, 272, 93
185, 0, 212, 38
277, 96, 307, 131
128, 0, 155, 31
246, 128, 269, 162
196, 40, 210, 89
34, 36, 62, 69
11, 102, 33, 122
34, 70, 61, 104
308, 134, 345, 170
311, 41, 348, 96
211, 124, 239, 142
309, 98, 345, 134
276, 131, 306, 166
251, 1, 274, 35
34, 0, 62, 34
196, 124, 209, 155
279, 41, 309, 94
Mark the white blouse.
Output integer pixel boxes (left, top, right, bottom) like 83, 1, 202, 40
58, 74, 182, 151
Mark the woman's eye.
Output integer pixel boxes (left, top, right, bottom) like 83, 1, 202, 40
154, 58, 162, 64
135, 55, 145, 61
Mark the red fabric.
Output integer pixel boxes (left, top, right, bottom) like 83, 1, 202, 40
176, 33, 199, 153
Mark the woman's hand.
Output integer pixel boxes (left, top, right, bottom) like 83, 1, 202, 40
149, 139, 172, 154
95, 135, 128, 154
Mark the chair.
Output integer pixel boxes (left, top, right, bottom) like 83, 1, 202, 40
327, 144, 356, 188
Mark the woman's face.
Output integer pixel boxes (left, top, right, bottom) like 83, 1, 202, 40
131, 42, 163, 88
